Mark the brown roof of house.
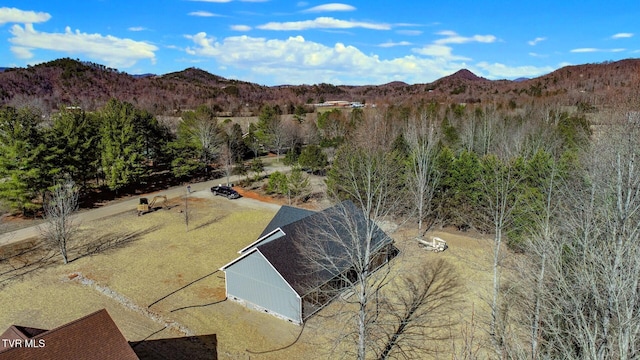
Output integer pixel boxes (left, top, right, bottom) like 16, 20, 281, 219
0, 326, 47, 351
0, 309, 139, 360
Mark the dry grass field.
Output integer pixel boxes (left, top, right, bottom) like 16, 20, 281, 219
0, 190, 497, 359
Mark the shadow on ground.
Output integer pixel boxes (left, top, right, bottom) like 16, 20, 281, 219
70, 225, 163, 262
131, 333, 217, 360
0, 225, 162, 288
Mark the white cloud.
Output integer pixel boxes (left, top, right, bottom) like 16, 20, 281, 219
128, 26, 148, 32
185, 32, 218, 55
257, 17, 390, 31
184, 33, 471, 84
302, 3, 356, 13
10, 46, 33, 59
396, 30, 422, 36
0, 7, 50, 25
474, 61, 556, 79
435, 30, 496, 44
528, 37, 546, 46
231, 24, 252, 31
528, 52, 548, 58
378, 41, 411, 48
571, 47, 626, 53
612, 32, 633, 39
184, 32, 561, 85
409, 30, 495, 63
9, 24, 157, 68
413, 44, 470, 61
189, 11, 222, 17
571, 48, 597, 53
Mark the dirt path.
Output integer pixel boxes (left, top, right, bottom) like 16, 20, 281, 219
0, 162, 289, 247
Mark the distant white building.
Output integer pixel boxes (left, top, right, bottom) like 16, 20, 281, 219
313, 100, 365, 109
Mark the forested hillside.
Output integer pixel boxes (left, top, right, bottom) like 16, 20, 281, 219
1, 57, 639, 116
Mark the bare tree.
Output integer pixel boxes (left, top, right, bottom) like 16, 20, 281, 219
316, 138, 402, 359
500, 113, 640, 359
406, 112, 441, 233
476, 154, 526, 358
219, 141, 233, 186
192, 118, 221, 170
41, 178, 79, 264
184, 188, 191, 232
282, 118, 302, 153
503, 151, 562, 359
302, 198, 461, 360
181, 108, 222, 173
256, 106, 296, 160
532, 118, 640, 359
311, 118, 460, 358
458, 110, 477, 153
476, 107, 497, 156
524, 164, 559, 359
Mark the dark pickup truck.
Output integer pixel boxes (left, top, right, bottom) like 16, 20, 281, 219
211, 185, 240, 199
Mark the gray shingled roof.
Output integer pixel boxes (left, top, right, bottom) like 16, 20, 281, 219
257, 200, 393, 296
258, 205, 315, 238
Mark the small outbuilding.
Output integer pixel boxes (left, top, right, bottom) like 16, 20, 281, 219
221, 201, 397, 324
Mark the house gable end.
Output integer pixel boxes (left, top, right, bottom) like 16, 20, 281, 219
224, 250, 302, 323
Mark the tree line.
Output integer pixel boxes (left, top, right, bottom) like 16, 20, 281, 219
314, 101, 640, 359
0, 100, 262, 214
322, 103, 589, 245
0, 96, 339, 215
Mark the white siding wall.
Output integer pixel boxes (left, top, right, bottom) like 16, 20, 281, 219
225, 251, 301, 323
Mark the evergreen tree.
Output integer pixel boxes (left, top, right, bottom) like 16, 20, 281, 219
250, 157, 264, 181
167, 140, 204, 179
283, 148, 299, 166
391, 133, 411, 161
298, 145, 328, 174
0, 106, 47, 213
98, 99, 146, 191
134, 108, 170, 167
293, 105, 307, 123
440, 150, 481, 227
266, 171, 288, 195
47, 107, 100, 188
287, 166, 311, 203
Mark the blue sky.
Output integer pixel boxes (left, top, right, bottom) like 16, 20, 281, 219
0, 1, 638, 86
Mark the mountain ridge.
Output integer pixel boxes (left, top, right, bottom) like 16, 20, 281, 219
1, 57, 639, 115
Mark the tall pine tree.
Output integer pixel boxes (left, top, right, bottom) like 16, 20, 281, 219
0, 106, 47, 213
47, 107, 100, 188
99, 99, 146, 192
